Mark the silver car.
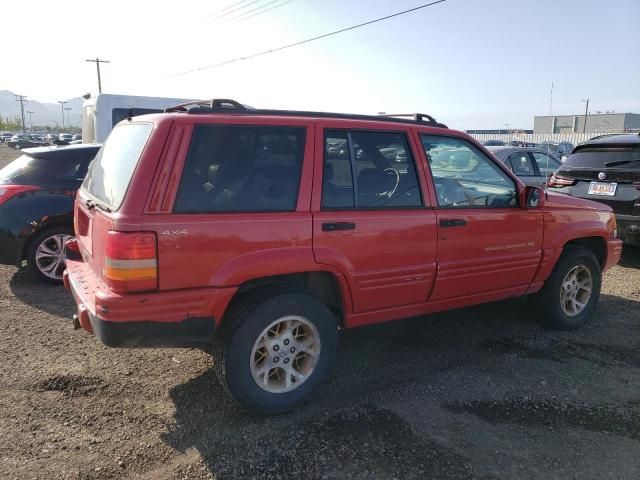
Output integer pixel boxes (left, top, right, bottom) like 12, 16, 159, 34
486, 147, 562, 187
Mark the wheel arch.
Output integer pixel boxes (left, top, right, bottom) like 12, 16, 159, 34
20, 214, 74, 261
224, 270, 352, 328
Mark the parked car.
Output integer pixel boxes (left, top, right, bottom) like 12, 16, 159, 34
59, 133, 74, 142
64, 99, 622, 415
72, 134, 82, 141
6, 136, 48, 150
1, 132, 15, 143
0, 144, 100, 282
487, 146, 562, 187
548, 133, 640, 245
538, 141, 574, 161
483, 139, 506, 146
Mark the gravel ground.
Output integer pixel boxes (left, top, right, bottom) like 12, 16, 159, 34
1, 143, 639, 479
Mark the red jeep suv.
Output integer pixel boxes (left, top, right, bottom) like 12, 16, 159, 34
64, 99, 622, 415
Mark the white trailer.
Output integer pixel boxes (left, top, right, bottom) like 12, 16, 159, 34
81, 93, 193, 143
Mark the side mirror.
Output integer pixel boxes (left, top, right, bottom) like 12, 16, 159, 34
524, 186, 545, 208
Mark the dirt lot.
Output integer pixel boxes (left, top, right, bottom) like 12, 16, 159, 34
0, 143, 639, 479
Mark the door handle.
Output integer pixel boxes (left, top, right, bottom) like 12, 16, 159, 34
439, 218, 467, 228
322, 222, 356, 232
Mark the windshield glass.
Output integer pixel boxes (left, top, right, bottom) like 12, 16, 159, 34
564, 147, 640, 170
82, 123, 152, 209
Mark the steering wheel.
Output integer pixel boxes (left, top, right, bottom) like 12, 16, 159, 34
434, 177, 467, 206
381, 168, 400, 198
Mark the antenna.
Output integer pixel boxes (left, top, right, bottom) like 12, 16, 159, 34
544, 81, 554, 194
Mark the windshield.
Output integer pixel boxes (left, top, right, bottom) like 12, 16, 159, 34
564, 147, 640, 170
82, 122, 152, 209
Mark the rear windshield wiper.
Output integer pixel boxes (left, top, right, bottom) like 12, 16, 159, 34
604, 159, 640, 167
85, 198, 112, 213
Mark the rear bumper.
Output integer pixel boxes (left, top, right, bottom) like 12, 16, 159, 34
616, 214, 640, 246
64, 258, 237, 348
0, 208, 25, 266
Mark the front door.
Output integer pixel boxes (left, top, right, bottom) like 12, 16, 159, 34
419, 134, 543, 301
312, 123, 438, 313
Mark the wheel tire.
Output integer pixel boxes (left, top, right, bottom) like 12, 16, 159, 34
532, 246, 601, 330
26, 226, 74, 284
213, 285, 338, 415
14, 144, 21, 150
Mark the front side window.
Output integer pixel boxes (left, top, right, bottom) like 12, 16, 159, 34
174, 125, 305, 213
532, 152, 561, 176
322, 130, 422, 209
421, 135, 517, 208
507, 152, 536, 176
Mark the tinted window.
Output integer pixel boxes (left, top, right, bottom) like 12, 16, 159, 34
507, 152, 536, 176
322, 131, 354, 209
532, 152, 561, 176
0, 154, 89, 185
111, 108, 163, 127
322, 130, 422, 209
421, 135, 517, 208
563, 146, 640, 170
82, 123, 152, 209
174, 125, 305, 213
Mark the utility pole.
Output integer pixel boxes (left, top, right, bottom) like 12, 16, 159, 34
64, 107, 72, 131
58, 101, 67, 131
504, 123, 511, 138
26, 111, 34, 131
15, 95, 27, 134
581, 98, 590, 133
85, 58, 110, 93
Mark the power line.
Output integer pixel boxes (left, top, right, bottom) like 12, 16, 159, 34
208, 0, 251, 18
225, 0, 281, 23
169, 0, 447, 77
228, 0, 296, 24
211, 0, 268, 21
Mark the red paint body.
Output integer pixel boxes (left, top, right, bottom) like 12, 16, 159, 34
65, 112, 623, 342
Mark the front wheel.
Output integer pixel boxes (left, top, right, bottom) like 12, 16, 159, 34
532, 246, 601, 330
214, 287, 338, 415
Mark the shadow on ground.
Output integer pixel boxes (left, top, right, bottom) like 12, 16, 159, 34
162, 293, 640, 479
9, 266, 75, 318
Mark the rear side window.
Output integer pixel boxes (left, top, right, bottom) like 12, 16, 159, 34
174, 125, 306, 213
82, 123, 153, 209
322, 130, 422, 209
564, 146, 640, 170
0, 154, 84, 184
531, 152, 561, 176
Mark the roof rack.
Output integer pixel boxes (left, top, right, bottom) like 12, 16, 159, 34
164, 98, 249, 113
164, 98, 448, 128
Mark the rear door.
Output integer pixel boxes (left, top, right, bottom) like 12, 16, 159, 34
530, 151, 561, 186
419, 134, 543, 301
312, 122, 438, 313
505, 150, 540, 187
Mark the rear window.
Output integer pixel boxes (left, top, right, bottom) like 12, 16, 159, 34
0, 154, 80, 184
82, 123, 153, 209
173, 125, 305, 213
564, 146, 640, 170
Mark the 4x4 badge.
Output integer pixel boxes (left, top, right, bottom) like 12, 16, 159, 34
598, 172, 607, 180
160, 229, 187, 236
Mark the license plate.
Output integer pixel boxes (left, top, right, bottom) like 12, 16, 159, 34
588, 181, 617, 196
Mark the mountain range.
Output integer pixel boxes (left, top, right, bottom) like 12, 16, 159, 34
0, 90, 83, 128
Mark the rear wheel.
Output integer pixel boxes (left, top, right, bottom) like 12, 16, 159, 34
214, 287, 338, 415
532, 246, 601, 330
27, 226, 74, 284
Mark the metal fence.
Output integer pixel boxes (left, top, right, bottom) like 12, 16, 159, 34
468, 132, 617, 146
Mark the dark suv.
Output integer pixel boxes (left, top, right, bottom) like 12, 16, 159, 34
548, 134, 640, 245
64, 99, 621, 415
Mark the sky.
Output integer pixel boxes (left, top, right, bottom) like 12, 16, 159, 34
2, 0, 639, 130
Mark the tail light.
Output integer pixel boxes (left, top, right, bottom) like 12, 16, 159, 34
634, 182, 640, 191
0, 185, 40, 205
547, 173, 576, 188
103, 231, 158, 293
